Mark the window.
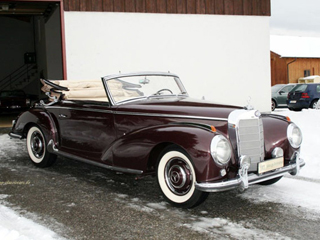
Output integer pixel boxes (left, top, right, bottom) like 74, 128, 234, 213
292, 84, 308, 92
316, 85, 320, 93
282, 85, 295, 93
304, 70, 311, 77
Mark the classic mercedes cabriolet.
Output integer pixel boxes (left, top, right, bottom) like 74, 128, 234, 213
9, 72, 305, 208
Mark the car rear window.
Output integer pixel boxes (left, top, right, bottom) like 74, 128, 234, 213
291, 84, 308, 92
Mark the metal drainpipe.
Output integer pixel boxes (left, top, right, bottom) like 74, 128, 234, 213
287, 58, 297, 83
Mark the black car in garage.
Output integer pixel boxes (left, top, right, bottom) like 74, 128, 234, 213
0, 90, 31, 113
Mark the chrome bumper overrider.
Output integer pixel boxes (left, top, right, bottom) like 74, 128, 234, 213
195, 154, 305, 193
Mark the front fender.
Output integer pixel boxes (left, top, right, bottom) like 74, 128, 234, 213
262, 115, 299, 162
106, 124, 232, 182
10, 108, 58, 144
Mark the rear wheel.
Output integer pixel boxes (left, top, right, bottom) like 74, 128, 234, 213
26, 126, 57, 168
157, 146, 208, 208
258, 176, 282, 185
310, 99, 319, 109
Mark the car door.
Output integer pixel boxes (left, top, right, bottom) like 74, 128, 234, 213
55, 100, 116, 163
277, 85, 295, 106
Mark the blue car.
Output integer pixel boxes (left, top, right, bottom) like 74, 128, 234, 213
287, 83, 320, 111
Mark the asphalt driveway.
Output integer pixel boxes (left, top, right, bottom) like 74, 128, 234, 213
0, 128, 319, 240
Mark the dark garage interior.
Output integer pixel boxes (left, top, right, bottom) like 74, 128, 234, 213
0, 1, 64, 126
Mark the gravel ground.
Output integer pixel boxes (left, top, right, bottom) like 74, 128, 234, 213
0, 128, 319, 240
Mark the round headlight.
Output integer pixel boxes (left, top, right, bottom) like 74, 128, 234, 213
287, 123, 302, 148
210, 135, 232, 165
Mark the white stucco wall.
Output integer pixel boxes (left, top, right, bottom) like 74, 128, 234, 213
64, 12, 271, 112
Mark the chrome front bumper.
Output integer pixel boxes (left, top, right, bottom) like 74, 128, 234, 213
195, 154, 305, 193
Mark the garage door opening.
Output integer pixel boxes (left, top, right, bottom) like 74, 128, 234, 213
0, 1, 66, 125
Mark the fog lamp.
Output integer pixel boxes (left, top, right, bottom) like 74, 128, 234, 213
272, 147, 283, 158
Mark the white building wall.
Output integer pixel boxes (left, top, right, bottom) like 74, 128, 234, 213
64, 12, 271, 112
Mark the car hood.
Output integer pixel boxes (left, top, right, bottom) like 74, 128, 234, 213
116, 97, 242, 120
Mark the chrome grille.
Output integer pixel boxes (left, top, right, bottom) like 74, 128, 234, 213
237, 118, 265, 171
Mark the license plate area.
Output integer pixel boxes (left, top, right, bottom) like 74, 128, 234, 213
290, 100, 297, 103
258, 157, 284, 174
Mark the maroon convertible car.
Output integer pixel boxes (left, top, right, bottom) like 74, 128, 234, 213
9, 72, 305, 208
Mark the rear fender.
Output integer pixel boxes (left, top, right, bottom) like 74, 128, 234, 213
11, 109, 58, 145
107, 124, 228, 182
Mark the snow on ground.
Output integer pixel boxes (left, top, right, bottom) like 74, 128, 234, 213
0, 196, 65, 240
181, 217, 291, 240
115, 194, 291, 240
0, 108, 319, 239
115, 109, 320, 238
275, 108, 320, 180
241, 108, 320, 216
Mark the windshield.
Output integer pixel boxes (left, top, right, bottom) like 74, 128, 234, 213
104, 74, 187, 104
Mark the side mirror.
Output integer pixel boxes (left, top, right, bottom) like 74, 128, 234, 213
279, 90, 284, 95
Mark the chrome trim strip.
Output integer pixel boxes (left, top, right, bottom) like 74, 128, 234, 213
195, 158, 305, 193
47, 140, 143, 175
115, 111, 228, 121
44, 106, 228, 122
45, 105, 114, 114
102, 71, 179, 81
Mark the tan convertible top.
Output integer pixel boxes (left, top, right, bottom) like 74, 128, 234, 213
40, 79, 141, 103
41, 79, 109, 102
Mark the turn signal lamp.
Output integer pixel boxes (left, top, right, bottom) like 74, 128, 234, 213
211, 126, 217, 132
286, 116, 291, 122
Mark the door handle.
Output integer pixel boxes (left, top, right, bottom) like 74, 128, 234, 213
59, 114, 67, 118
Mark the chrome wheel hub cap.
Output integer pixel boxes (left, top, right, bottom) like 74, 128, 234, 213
31, 132, 44, 159
165, 158, 192, 195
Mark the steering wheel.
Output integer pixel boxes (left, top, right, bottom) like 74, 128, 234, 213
155, 89, 173, 95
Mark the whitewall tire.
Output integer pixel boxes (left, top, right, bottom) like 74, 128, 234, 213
26, 126, 57, 168
157, 146, 208, 208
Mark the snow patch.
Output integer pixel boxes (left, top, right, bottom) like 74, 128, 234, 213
0, 195, 9, 200
0, 205, 65, 240
146, 202, 167, 210
274, 109, 320, 180
184, 217, 290, 240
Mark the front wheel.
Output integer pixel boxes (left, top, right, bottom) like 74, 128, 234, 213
26, 126, 57, 168
157, 146, 208, 208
